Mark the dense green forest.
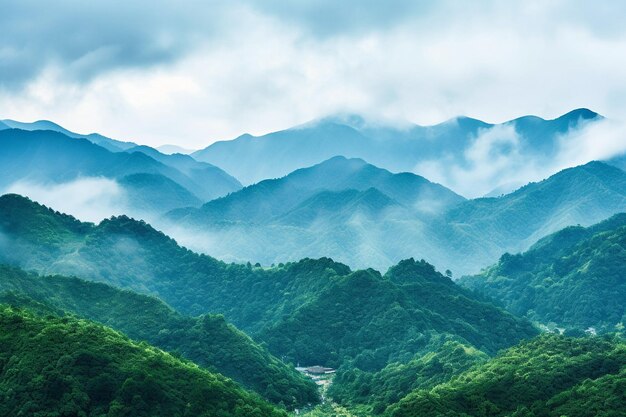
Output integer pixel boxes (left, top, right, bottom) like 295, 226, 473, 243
0, 264, 318, 408
260, 259, 535, 368
386, 335, 626, 417
328, 338, 489, 415
462, 213, 626, 332
0, 306, 286, 417
0, 195, 536, 362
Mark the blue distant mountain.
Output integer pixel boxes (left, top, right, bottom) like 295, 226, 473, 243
192, 109, 601, 186
0, 129, 241, 215
170, 158, 626, 275
0, 119, 139, 152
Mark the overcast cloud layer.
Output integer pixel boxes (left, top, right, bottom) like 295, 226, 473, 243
2, 0, 626, 148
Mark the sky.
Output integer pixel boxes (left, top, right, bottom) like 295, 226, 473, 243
2, 0, 626, 149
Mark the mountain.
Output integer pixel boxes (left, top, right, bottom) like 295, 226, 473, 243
0, 118, 139, 152
0, 195, 536, 379
0, 264, 318, 408
126, 145, 242, 200
258, 258, 536, 367
192, 109, 601, 185
171, 156, 463, 223
0, 306, 287, 417
460, 213, 626, 332
440, 161, 626, 273
0, 129, 241, 216
166, 160, 626, 275
387, 334, 626, 417
328, 339, 489, 415
166, 156, 465, 270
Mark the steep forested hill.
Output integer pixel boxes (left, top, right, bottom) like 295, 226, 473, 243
0, 264, 318, 408
0, 306, 287, 417
387, 335, 626, 417
461, 213, 626, 332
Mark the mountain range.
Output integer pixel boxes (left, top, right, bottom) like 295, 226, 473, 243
192, 109, 601, 187
167, 157, 626, 275
0, 128, 241, 216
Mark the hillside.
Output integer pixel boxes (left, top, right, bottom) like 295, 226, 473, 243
461, 213, 626, 332
0, 306, 287, 417
259, 259, 536, 368
0, 264, 318, 408
192, 109, 600, 185
387, 335, 626, 417
0, 195, 536, 386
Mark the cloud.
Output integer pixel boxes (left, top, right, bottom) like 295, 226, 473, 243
2, 1, 626, 149
4, 177, 128, 223
414, 117, 626, 198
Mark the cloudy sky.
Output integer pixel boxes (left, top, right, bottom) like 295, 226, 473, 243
2, 0, 626, 148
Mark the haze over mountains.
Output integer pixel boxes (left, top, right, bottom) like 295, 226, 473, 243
0, 108, 625, 413
192, 108, 602, 195
2, 109, 626, 275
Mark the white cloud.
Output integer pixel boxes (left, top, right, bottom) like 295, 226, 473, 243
4, 177, 128, 223
1, 1, 626, 150
414, 117, 626, 198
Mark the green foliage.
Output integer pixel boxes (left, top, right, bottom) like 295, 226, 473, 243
261, 259, 536, 369
328, 338, 489, 415
462, 213, 626, 331
386, 334, 626, 417
0, 264, 318, 408
0, 305, 286, 417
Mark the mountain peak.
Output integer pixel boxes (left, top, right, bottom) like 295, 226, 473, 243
559, 108, 600, 121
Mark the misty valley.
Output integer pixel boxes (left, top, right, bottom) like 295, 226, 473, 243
0, 109, 624, 417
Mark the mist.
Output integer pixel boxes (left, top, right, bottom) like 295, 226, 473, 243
414, 117, 626, 198
4, 177, 129, 223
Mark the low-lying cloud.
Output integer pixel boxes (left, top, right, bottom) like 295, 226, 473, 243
414, 117, 626, 198
4, 177, 128, 223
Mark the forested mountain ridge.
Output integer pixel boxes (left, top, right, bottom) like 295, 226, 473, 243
461, 213, 626, 332
0, 306, 287, 417
386, 335, 626, 417
0, 264, 318, 408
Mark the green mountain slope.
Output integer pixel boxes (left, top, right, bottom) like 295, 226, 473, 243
0, 195, 536, 384
0, 306, 287, 417
0, 264, 318, 408
328, 338, 489, 415
387, 335, 626, 417
461, 213, 626, 332
260, 259, 536, 368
